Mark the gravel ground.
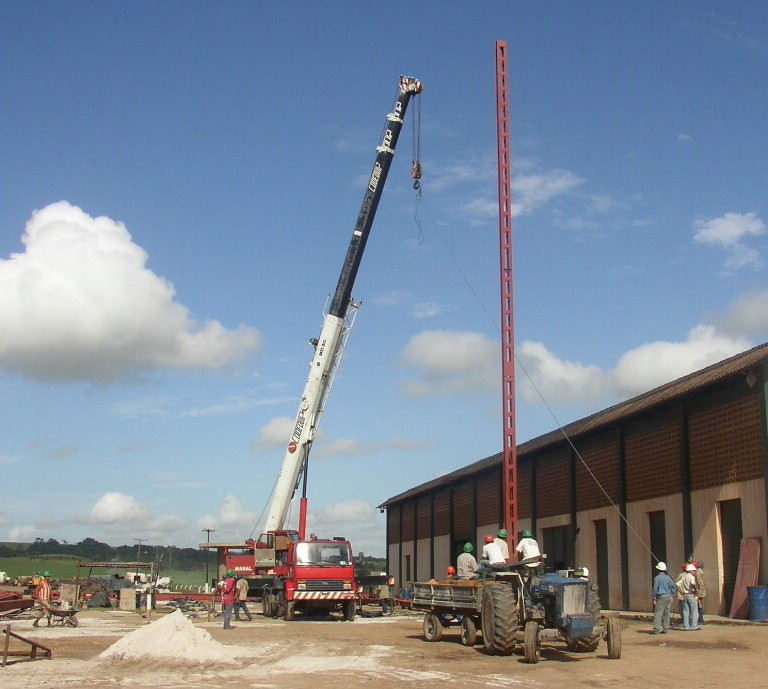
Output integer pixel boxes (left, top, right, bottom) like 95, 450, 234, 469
2, 605, 767, 688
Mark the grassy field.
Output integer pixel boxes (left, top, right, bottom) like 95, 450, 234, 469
0, 556, 207, 587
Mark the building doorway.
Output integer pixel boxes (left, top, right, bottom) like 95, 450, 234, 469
594, 519, 610, 608
719, 499, 743, 612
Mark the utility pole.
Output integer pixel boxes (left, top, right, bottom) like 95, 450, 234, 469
134, 537, 146, 561
202, 528, 215, 587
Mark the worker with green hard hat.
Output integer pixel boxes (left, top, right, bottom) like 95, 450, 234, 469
219, 569, 236, 629
456, 542, 479, 580
494, 529, 510, 563
515, 529, 541, 572
32, 571, 53, 627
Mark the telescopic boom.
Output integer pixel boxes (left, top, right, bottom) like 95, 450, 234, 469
264, 76, 423, 534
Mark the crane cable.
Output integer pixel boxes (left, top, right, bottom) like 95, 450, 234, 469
411, 183, 657, 565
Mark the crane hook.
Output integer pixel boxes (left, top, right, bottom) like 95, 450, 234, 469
411, 160, 422, 190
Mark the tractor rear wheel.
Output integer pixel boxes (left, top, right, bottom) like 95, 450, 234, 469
523, 620, 541, 664
480, 583, 517, 656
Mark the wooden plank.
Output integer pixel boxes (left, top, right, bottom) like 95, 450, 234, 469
729, 537, 761, 619
1, 624, 52, 667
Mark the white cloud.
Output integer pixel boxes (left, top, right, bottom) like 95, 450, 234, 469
517, 326, 752, 408
8, 525, 40, 541
717, 288, 768, 337
0, 201, 261, 382
197, 495, 258, 533
410, 301, 448, 319
517, 341, 606, 405
90, 492, 150, 523
314, 437, 373, 459
693, 212, 766, 271
512, 170, 584, 217
252, 416, 294, 449
610, 326, 751, 397
0, 454, 20, 467
401, 330, 498, 398
305, 499, 385, 556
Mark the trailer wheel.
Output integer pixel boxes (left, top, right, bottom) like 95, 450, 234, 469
481, 584, 517, 656
606, 617, 622, 659
423, 612, 444, 642
343, 599, 356, 621
523, 620, 541, 664
284, 601, 296, 621
460, 616, 478, 646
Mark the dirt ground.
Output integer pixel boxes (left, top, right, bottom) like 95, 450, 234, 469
2, 604, 768, 689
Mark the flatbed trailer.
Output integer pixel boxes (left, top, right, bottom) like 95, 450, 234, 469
412, 579, 484, 646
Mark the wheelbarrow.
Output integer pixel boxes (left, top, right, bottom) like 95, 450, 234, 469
42, 604, 79, 628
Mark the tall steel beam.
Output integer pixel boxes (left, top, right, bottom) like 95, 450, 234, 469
496, 40, 518, 545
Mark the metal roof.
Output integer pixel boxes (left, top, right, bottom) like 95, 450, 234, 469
379, 341, 768, 508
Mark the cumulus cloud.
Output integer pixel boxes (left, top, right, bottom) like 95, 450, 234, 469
716, 288, 768, 337
0, 201, 261, 382
8, 525, 38, 541
305, 499, 385, 555
252, 416, 294, 449
401, 330, 497, 398
693, 212, 766, 271
197, 495, 258, 533
90, 492, 151, 523
517, 326, 752, 407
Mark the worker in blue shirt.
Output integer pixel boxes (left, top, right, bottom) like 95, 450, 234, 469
652, 561, 677, 634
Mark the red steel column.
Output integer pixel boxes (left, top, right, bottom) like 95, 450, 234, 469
496, 40, 517, 547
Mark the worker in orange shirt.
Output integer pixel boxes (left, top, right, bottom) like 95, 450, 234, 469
32, 571, 52, 628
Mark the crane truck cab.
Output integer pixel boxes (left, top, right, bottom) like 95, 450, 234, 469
204, 531, 358, 621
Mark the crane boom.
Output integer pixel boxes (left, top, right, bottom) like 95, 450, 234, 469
264, 76, 423, 533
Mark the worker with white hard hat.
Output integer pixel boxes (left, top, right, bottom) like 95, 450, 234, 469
652, 561, 676, 634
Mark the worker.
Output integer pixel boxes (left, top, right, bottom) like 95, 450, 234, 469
515, 530, 541, 571
219, 569, 236, 629
234, 576, 252, 621
481, 535, 507, 571
494, 529, 510, 563
445, 565, 457, 579
32, 571, 52, 628
456, 542, 479, 580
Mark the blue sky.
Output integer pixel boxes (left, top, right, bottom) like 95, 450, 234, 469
1, 2, 767, 557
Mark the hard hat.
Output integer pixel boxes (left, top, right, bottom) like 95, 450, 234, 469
446, 566, 456, 575
484, 535, 494, 543
497, 529, 507, 538
685, 563, 696, 572
655, 562, 667, 571
42, 571, 51, 578
463, 542, 473, 553
225, 569, 234, 578
522, 529, 533, 539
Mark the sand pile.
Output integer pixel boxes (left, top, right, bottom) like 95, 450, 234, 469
99, 609, 246, 663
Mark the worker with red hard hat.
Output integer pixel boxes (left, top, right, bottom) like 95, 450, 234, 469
481, 535, 507, 571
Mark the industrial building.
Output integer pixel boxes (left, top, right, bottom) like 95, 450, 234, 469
380, 342, 768, 615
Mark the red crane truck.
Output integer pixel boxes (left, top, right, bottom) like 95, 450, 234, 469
202, 75, 422, 621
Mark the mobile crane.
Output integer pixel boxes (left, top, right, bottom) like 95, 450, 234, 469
202, 76, 422, 621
